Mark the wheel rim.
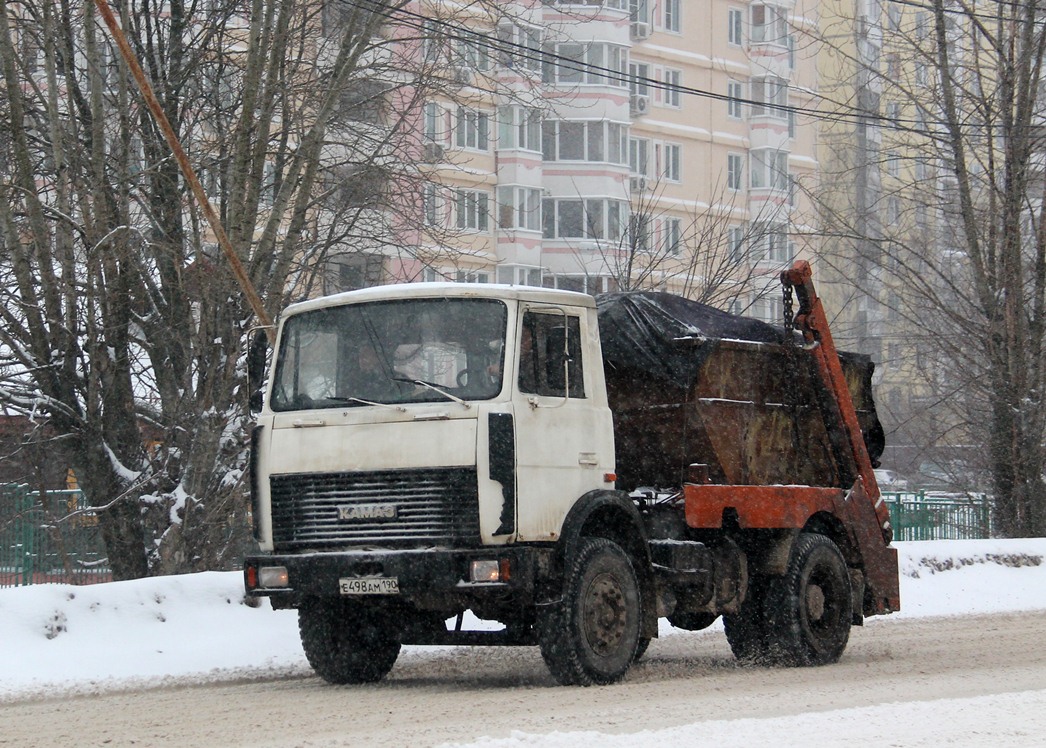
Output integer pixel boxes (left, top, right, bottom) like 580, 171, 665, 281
581, 571, 628, 656
803, 562, 844, 638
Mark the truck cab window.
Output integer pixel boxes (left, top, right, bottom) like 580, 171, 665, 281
270, 298, 507, 410
518, 311, 585, 398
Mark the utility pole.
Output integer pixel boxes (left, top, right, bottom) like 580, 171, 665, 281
91, 0, 275, 340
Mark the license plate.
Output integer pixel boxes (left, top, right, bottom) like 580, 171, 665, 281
339, 577, 399, 595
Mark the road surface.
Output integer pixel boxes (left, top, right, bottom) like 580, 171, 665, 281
1, 612, 1044, 747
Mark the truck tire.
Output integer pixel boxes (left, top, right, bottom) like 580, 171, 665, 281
633, 636, 651, 662
763, 533, 852, 666
298, 598, 401, 684
723, 575, 772, 664
539, 537, 642, 686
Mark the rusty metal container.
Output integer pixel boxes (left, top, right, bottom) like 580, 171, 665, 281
596, 292, 883, 492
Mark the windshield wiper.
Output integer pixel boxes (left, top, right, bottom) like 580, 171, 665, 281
323, 396, 407, 412
391, 377, 471, 409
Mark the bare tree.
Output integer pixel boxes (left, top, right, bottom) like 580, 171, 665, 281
815, 0, 1046, 535
0, 0, 525, 577
584, 171, 802, 316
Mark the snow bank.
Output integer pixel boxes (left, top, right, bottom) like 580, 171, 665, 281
1, 538, 1044, 702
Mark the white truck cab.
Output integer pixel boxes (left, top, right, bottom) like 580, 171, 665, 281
250, 283, 616, 553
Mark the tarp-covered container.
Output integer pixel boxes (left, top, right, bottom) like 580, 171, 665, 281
596, 292, 884, 492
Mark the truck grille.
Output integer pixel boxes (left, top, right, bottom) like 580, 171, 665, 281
269, 467, 480, 552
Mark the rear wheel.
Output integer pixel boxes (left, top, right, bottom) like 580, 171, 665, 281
539, 537, 642, 686
763, 533, 852, 666
298, 598, 401, 684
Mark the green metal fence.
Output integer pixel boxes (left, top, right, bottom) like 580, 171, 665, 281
0, 484, 112, 588
882, 492, 993, 541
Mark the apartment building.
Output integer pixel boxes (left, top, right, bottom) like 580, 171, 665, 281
328, 0, 820, 321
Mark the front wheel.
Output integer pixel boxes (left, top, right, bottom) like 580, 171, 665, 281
539, 537, 642, 686
298, 598, 401, 684
763, 533, 853, 666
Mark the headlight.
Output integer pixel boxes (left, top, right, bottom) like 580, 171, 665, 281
469, 560, 500, 583
469, 559, 511, 583
258, 566, 290, 588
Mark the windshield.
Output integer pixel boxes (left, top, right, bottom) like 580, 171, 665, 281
270, 297, 507, 411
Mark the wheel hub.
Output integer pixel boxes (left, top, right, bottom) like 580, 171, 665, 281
805, 583, 826, 621
583, 573, 627, 655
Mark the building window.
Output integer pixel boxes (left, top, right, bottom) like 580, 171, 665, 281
543, 121, 627, 164
630, 0, 651, 23
498, 186, 542, 231
456, 270, 491, 283
888, 4, 901, 31
751, 76, 788, 119
663, 217, 682, 254
629, 61, 650, 96
424, 102, 444, 143
498, 106, 542, 151
727, 153, 743, 191
423, 183, 443, 226
663, 68, 681, 107
754, 223, 790, 264
728, 225, 746, 262
751, 149, 789, 191
886, 196, 900, 224
664, 0, 680, 32
339, 254, 383, 291
542, 198, 626, 240
629, 137, 651, 176
887, 151, 900, 177
421, 18, 446, 62
455, 189, 491, 231
455, 107, 490, 151
545, 42, 628, 87
750, 4, 787, 44
453, 32, 491, 72
496, 265, 543, 286
497, 23, 542, 73
728, 8, 743, 45
659, 142, 681, 182
728, 81, 744, 118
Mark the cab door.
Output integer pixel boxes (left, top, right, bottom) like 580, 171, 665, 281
511, 307, 615, 542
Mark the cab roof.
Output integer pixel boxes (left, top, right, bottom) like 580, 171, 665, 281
281, 283, 596, 318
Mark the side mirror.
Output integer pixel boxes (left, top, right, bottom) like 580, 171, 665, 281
247, 329, 269, 412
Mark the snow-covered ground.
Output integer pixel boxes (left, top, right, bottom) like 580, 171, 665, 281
2, 538, 1045, 746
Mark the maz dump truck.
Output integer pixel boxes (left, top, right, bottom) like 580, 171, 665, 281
243, 261, 900, 686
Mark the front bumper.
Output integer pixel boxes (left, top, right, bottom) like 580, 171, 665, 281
244, 545, 551, 609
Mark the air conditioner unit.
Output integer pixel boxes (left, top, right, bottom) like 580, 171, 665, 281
423, 142, 445, 162
629, 175, 648, 193
630, 21, 651, 40
630, 94, 651, 116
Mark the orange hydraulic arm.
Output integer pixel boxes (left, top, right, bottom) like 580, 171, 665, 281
684, 260, 899, 614
780, 260, 893, 543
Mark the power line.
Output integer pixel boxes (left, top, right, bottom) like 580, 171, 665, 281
326, 0, 1046, 140
330, 0, 868, 126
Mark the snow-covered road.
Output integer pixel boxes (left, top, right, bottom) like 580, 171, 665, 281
1, 539, 1045, 747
